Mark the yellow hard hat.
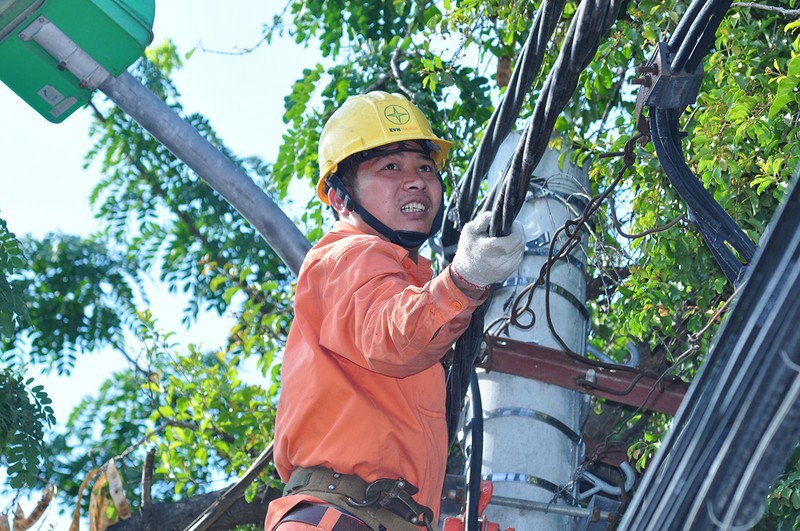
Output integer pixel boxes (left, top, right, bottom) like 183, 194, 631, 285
316, 91, 453, 204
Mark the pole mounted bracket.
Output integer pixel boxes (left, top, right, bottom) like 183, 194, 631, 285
19, 16, 110, 91
633, 41, 705, 141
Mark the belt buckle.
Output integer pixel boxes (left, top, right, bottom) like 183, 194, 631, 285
347, 478, 434, 530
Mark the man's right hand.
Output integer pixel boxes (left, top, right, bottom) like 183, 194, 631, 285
450, 211, 525, 290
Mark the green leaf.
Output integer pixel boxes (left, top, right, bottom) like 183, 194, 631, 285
791, 488, 800, 510
770, 88, 797, 119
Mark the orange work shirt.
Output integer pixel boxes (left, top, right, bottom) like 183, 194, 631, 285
265, 221, 486, 530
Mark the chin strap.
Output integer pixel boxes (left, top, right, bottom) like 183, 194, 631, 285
327, 174, 444, 249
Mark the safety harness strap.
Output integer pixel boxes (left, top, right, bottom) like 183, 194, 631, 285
284, 466, 436, 531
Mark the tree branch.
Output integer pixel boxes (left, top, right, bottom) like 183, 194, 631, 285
106, 484, 282, 531
183, 442, 275, 531
141, 449, 155, 515
731, 2, 800, 17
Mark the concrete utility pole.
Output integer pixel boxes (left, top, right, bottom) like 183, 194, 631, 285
476, 132, 590, 530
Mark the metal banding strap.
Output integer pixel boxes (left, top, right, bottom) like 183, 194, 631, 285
500, 277, 589, 320
524, 231, 586, 272
482, 407, 584, 448
530, 179, 590, 212
482, 472, 578, 505
523, 246, 586, 272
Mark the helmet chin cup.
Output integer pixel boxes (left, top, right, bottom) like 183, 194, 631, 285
391, 230, 432, 249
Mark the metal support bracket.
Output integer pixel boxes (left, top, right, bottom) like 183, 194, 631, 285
633, 41, 704, 140
478, 336, 688, 415
19, 16, 110, 90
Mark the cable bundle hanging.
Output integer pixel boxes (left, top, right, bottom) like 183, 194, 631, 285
616, 2, 800, 527
668, 0, 732, 73
443, 0, 569, 445
441, 0, 568, 262
444, 0, 625, 444
633, 0, 756, 284
484, 0, 622, 237
649, 108, 756, 283
618, 169, 800, 531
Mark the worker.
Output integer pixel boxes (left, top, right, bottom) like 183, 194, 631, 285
264, 91, 525, 531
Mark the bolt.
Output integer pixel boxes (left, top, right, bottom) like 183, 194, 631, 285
630, 74, 652, 87
635, 64, 659, 75
327, 483, 336, 490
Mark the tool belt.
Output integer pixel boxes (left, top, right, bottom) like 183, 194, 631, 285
283, 466, 437, 531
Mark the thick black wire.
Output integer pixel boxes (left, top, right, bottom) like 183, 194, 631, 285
668, 0, 707, 47
441, 0, 568, 261
618, 170, 800, 530
443, 5, 624, 528
484, 0, 624, 238
445, 298, 490, 444
444, 0, 567, 446
444, 0, 624, 446
466, 370, 483, 531
441, 7, 624, 531
650, 108, 756, 284
669, 0, 732, 73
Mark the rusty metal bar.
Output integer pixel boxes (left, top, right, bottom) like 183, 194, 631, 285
478, 336, 688, 415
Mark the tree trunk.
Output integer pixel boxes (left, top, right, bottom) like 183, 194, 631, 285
107, 486, 282, 531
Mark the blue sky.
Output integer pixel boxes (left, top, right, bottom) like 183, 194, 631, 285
0, 0, 321, 524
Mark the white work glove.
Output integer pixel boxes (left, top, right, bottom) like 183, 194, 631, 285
451, 211, 525, 290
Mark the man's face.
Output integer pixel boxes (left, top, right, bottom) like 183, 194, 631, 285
348, 143, 443, 237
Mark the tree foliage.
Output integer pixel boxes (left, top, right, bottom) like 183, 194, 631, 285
0, 368, 54, 490
2, 0, 800, 528
0, 221, 55, 490
0, 220, 29, 338
13, 234, 141, 372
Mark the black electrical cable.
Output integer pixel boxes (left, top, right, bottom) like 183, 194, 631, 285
669, 0, 732, 73
441, 0, 568, 262
483, 0, 624, 238
466, 369, 483, 531
445, 293, 490, 445
444, 5, 624, 529
614, 3, 800, 527
650, 108, 756, 284
445, 0, 625, 442
444, 0, 569, 447
668, 0, 707, 47
618, 170, 800, 530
